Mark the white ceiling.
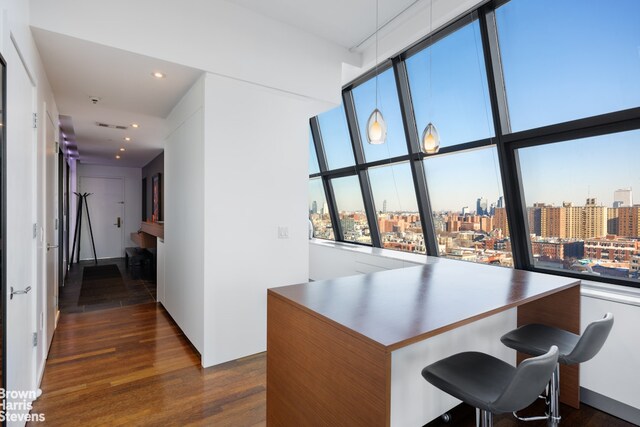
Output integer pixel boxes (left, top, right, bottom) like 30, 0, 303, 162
30, 0, 448, 167
31, 28, 203, 167
228, 0, 420, 50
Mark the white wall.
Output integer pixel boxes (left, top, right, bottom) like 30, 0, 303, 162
1, 0, 61, 416
163, 76, 205, 355
76, 163, 142, 258
309, 240, 425, 281
580, 293, 640, 418
201, 73, 318, 366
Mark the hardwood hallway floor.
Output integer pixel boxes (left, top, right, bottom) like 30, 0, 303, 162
29, 303, 265, 426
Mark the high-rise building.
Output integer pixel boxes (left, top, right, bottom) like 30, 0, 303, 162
540, 199, 607, 239
541, 206, 563, 238
461, 206, 470, 216
618, 206, 640, 237
494, 207, 509, 237
383, 199, 387, 214
583, 199, 607, 238
476, 197, 488, 216
607, 208, 619, 235
497, 196, 504, 208
311, 200, 317, 214
528, 203, 546, 236
613, 188, 632, 207
322, 202, 328, 216
480, 216, 493, 233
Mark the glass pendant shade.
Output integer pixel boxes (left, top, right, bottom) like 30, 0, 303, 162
421, 122, 440, 154
367, 108, 387, 145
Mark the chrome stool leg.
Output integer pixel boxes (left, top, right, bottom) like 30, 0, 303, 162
477, 408, 493, 427
548, 364, 561, 426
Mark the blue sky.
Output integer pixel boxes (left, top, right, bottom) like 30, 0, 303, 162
310, 0, 640, 213
369, 162, 418, 212
497, 0, 640, 132
352, 68, 408, 162
518, 131, 640, 208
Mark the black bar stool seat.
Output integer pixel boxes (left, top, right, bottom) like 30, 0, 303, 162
422, 346, 559, 427
500, 313, 613, 425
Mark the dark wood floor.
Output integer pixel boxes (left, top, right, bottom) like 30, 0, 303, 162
31, 301, 632, 426
30, 303, 265, 426
59, 257, 156, 313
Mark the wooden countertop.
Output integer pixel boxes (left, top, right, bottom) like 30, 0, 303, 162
268, 257, 580, 352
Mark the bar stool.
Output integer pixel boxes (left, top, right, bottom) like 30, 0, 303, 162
422, 346, 559, 427
500, 313, 613, 426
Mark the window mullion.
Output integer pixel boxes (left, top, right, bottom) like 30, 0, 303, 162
392, 58, 439, 256
311, 117, 342, 241
480, 5, 530, 269
342, 90, 381, 247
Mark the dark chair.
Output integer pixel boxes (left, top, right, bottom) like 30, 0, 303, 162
422, 346, 559, 427
500, 313, 614, 425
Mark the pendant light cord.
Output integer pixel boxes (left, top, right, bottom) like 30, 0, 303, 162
375, 0, 379, 111
428, 0, 433, 119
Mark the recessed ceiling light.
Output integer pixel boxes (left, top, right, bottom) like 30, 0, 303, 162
124, 137, 131, 141
120, 147, 126, 152
152, 72, 165, 79
131, 123, 139, 128
115, 155, 121, 159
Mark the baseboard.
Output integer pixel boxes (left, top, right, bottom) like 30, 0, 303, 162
581, 387, 640, 425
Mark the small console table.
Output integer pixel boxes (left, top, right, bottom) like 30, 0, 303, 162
131, 221, 164, 248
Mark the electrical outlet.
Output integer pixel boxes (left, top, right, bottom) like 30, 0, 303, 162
278, 226, 289, 239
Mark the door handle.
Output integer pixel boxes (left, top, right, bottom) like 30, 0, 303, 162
47, 244, 58, 251
10, 286, 32, 300
114, 217, 121, 228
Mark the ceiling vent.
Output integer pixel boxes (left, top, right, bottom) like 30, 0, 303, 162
96, 122, 128, 130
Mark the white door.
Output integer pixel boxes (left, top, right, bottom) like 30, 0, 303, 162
6, 39, 38, 424
78, 177, 124, 259
41, 111, 58, 369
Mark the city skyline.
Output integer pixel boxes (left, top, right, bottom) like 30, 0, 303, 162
518, 130, 640, 208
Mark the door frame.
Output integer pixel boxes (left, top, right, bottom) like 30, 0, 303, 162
1, 48, 7, 418
58, 150, 64, 287
77, 175, 125, 259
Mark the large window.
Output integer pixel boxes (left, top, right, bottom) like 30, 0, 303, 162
406, 19, 494, 148
424, 147, 512, 266
308, 178, 333, 240
368, 163, 424, 253
331, 176, 371, 245
518, 130, 640, 281
307, 0, 640, 288
317, 105, 355, 170
496, 0, 640, 132
352, 68, 408, 162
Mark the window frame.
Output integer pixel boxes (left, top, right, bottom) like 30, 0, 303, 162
307, 0, 640, 288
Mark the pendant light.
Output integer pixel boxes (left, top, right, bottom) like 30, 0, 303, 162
421, 0, 440, 154
366, 0, 387, 145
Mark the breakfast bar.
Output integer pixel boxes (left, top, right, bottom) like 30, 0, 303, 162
267, 257, 581, 426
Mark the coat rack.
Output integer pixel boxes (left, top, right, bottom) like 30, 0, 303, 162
69, 192, 98, 265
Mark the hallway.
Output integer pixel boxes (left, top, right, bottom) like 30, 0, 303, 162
29, 304, 266, 426
59, 258, 157, 313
